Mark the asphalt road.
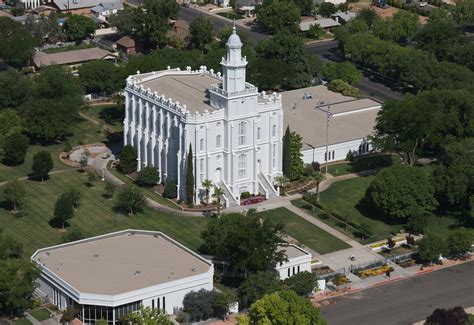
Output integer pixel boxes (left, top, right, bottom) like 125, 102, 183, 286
321, 261, 474, 325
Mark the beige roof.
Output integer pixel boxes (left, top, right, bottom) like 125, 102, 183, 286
278, 245, 310, 259
281, 86, 381, 150
139, 73, 220, 113
32, 230, 212, 295
33, 47, 116, 68
116, 35, 135, 48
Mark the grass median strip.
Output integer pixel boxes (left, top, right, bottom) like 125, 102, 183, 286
256, 207, 350, 255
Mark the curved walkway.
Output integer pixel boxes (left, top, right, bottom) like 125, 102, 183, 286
0, 168, 78, 187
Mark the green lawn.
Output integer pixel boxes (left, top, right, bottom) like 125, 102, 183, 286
30, 308, 51, 321
108, 165, 181, 210
14, 319, 32, 325
326, 154, 400, 176
299, 172, 474, 244
256, 207, 350, 254
0, 172, 206, 256
81, 104, 124, 132
0, 116, 112, 183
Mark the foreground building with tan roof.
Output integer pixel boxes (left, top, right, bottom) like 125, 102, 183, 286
31, 230, 214, 324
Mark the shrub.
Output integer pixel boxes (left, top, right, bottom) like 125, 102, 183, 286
240, 191, 251, 199
136, 166, 160, 187
183, 289, 234, 321
163, 180, 177, 199
118, 145, 137, 174
284, 271, 318, 296
114, 186, 146, 215
328, 79, 361, 97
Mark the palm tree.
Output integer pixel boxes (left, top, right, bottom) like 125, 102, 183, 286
275, 175, 290, 188
201, 179, 213, 206
212, 186, 225, 215
310, 171, 325, 203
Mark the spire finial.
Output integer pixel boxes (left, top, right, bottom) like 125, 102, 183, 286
232, 19, 236, 34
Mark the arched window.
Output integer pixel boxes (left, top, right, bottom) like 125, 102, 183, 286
238, 122, 246, 146
272, 125, 277, 137
238, 154, 246, 179
216, 135, 221, 148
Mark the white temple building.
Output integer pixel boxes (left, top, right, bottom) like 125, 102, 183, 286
123, 26, 283, 205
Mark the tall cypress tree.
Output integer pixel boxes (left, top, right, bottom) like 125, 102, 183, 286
186, 144, 194, 204
282, 126, 291, 177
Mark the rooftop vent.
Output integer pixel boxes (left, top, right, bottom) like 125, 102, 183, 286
302, 93, 312, 100
154, 234, 159, 238
93, 254, 100, 258
128, 232, 135, 236
45, 252, 50, 256
134, 271, 141, 276
191, 268, 197, 272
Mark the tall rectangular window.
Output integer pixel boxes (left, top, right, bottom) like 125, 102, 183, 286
200, 158, 204, 182
257, 127, 261, 140
272, 144, 276, 169
238, 154, 246, 179
200, 139, 204, 151
272, 125, 276, 137
238, 122, 246, 146
162, 296, 166, 312
216, 135, 221, 148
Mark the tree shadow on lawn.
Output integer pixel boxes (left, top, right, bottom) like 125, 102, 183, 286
99, 105, 124, 126
355, 196, 403, 226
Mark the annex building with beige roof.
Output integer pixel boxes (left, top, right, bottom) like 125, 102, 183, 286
281, 86, 382, 165
31, 230, 213, 324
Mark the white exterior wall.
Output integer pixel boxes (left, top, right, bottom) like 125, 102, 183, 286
275, 254, 312, 281
124, 29, 283, 204
301, 138, 372, 165
21, 0, 42, 8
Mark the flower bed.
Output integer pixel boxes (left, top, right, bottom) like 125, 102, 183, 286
368, 236, 407, 251
397, 259, 417, 268
357, 264, 394, 279
241, 196, 266, 205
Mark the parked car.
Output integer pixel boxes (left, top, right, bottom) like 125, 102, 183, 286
419, 1, 428, 6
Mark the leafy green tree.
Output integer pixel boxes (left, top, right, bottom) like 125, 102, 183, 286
0, 110, 23, 156
186, 144, 194, 204
0, 230, 23, 260
111, 0, 179, 49
294, 0, 314, 15
447, 229, 472, 257
367, 165, 437, 222
256, 0, 301, 34
201, 179, 213, 206
52, 193, 74, 229
328, 79, 361, 97
79, 60, 120, 95
33, 64, 84, 104
0, 259, 40, 317
189, 16, 213, 50
289, 131, 304, 181
200, 211, 286, 273
248, 290, 326, 324
357, 8, 379, 27
0, 70, 32, 109
307, 23, 324, 39
418, 234, 447, 263
358, 222, 373, 239
65, 188, 81, 209
282, 126, 291, 178
3, 132, 29, 166
126, 306, 172, 325
322, 62, 362, 85
373, 10, 419, 44
118, 145, 137, 174
3, 179, 26, 212
318, 2, 337, 17
255, 30, 318, 89
136, 166, 160, 187
64, 15, 96, 42
104, 181, 116, 199
433, 139, 474, 210
0, 17, 36, 67
163, 179, 177, 199
238, 271, 281, 309
425, 306, 470, 325
183, 289, 233, 321
284, 271, 318, 296
407, 214, 428, 234
115, 186, 146, 215
32, 151, 53, 181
